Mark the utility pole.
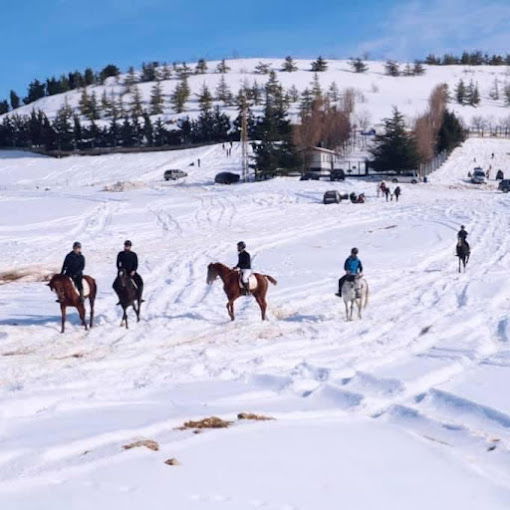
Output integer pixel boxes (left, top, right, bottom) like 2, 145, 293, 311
241, 102, 249, 182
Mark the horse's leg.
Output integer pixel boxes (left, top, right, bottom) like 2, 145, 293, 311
136, 299, 141, 322
60, 304, 66, 333
344, 300, 349, 321
357, 299, 362, 319
78, 303, 88, 330
226, 300, 235, 321
255, 292, 267, 321
89, 297, 95, 328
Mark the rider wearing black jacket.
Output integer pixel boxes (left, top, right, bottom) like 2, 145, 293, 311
117, 240, 144, 297
61, 242, 85, 300
457, 226, 470, 252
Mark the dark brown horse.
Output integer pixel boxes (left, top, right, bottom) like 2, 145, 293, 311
113, 270, 141, 329
456, 240, 470, 273
48, 274, 97, 333
206, 262, 277, 321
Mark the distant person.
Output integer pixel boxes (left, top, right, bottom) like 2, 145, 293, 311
457, 225, 470, 252
197, 158, 201, 168
394, 186, 401, 202
384, 186, 391, 202
61, 242, 85, 302
376, 182, 381, 197
491, 152, 495, 159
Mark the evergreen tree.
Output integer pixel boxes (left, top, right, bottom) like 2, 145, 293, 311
143, 113, 154, 145
0, 100, 9, 115
350, 58, 368, 73
124, 67, 137, 92
101, 90, 114, 117
310, 56, 328, 72
159, 64, 172, 80
215, 75, 233, 104
504, 85, 510, 106
84, 68, 96, 86
120, 117, 135, 147
89, 92, 100, 120
197, 84, 213, 112
384, 60, 400, 77
52, 100, 74, 151
310, 73, 322, 100
170, 75, 190, 113
24, 79, 46, 104
99, 64, 120, 83
141, 62, 159, 82
327, 82, 340, 103
436, 110, 466, 153
130, 86, 144, 117
216, 59, 231, 73
195, 58, 208, 74
413, 61, 425, 75
281, 56, 298, 72
402, 63, 414, 76
299, 88, 314, 115
254, 62, 271, 74
72, 115, 83, 150
78, 88, 92, 117
149, 82, 164, 114
489, 78, 500, 100
370, 108, 420, 173
455, 79, 466, 104
10, 90, 20, 110
287, 85, 300, 103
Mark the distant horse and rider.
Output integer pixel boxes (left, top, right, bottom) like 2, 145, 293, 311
206, 242, 277, 321
456, 225, 470, 273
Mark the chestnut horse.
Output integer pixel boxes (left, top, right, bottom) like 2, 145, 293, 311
206, 263, 277, 321
48, 274, 97, 333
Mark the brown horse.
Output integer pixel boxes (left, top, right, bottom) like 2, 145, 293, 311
206, 262, 277, 321
48, 274, 97, 333
112, 270, 141, 329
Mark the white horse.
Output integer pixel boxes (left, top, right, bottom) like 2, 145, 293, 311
342, 276, 369, 321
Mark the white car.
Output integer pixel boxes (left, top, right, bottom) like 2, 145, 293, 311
390, 171, 421, 184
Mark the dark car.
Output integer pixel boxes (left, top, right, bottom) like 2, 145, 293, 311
164, 169, 188, 181
323, 190, 342, 204
214, 172, 240, 184
498, 179, 510, 192
300, 172, 320, 181
330, 169, 346, 181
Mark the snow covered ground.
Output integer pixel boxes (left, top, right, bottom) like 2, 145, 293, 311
1, 138, 510, 508
3, 58, 510, 128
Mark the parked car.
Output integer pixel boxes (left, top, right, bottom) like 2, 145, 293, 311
498, 179, 510, 192
330, 169, 346, 181
391, 171, 420, 184
214, 172, 240, 184
164, 169, 188, 181
471, 168, 486, 184
300, 172, 320, 181
323, 190, 342, 204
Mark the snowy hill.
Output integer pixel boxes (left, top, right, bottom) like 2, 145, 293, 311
1, 138, 510, 508
4, 58, 510, 129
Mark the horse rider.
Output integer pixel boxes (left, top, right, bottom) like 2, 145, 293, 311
336, 247, 363, 297
457, 225, 470, 252
394, 186, 401, 202
61, 241, 85, 302
117, 240, 144, 300
234, 241, 251, 294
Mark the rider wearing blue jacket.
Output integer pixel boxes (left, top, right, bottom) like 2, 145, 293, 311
336, 248, 363, 297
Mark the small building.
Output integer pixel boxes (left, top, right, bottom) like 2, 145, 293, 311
300, 146, 343, 175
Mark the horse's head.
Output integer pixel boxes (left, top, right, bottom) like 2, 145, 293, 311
207, 263, 219, 285
47, 274, 66, 301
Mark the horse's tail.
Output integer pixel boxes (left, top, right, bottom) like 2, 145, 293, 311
363, 282, 369, 308
264, 275, 278, 286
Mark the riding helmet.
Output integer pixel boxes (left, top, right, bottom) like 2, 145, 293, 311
73, 241, 82, 249
124, 240, 132, 247
460, 225, 465, 229
351, 247, 359, 255
237, 241, 246, 250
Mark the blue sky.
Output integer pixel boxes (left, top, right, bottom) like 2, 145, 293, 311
1, 0, 510, 100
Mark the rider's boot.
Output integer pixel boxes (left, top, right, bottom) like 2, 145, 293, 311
242, 282, 250, 296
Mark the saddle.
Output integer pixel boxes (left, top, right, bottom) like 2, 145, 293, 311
69, 277, 90, 298
238, 274, 258, 291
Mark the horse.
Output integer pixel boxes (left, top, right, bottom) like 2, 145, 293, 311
48, 274, 97, 333
456, 240, 470, 273
342, 275, 369, 321
206, 262, 277, 321
112, 270, 141, 328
